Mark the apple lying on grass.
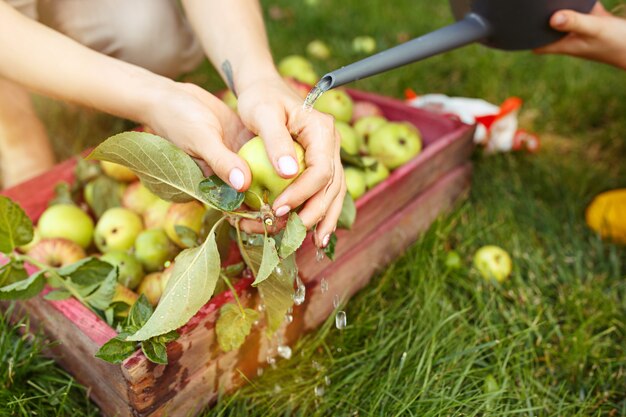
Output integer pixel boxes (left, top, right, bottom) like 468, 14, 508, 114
95, 207, 143, 253
352, 36, 377, 54
38, 204, 94, 249
473, 245, 512, 282
368, 122, 422, 169
27, 238, 86, 268
314, 89, 354, 123
306, 39, 331, 60
163, 201, 206, 248
134, 229, 177, 272
277, 55, 318, 86
101, 251, 144, 290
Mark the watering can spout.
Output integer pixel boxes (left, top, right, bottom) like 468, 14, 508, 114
318, 13, 491, 91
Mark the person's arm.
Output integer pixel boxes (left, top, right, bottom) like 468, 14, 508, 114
182, 0, 345, 248
534, 2, 626, 70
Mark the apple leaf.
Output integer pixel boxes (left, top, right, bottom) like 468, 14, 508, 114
323, 232, 338, 260
127, 229, 221, 341
174, 225, 199, 249
44, 290, 72, 301
0, 260, 28, 287
340, 149, 378, 170
87, 131, 205, 203
215, 303, 259, 352
58, 257, 115, 287
141, 339, 168, 364
81, 268, 118, 311
258, 254, 297, 334
0, 196, 34, 254
95, 332, 137, 364
253, 237, 280, 286
88, 175, 123, 218
279, 213, 306, 258
129, 294, 153, 328
337, 193, 356, 230
0, 270, 45, 300
198, 175, 245, 212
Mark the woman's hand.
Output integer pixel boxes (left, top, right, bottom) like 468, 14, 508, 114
534, 2, 626, 70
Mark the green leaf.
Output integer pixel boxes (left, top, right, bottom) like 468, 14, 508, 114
323, 233, 338, 261
81, 267, 118, 311
222, 262, 245, 278
58, 257, 115, 287
87, 131, 205, 203
141, 339, 168, 364
216, 303, 259, 352
44, 290, 71, 301
337, 193, 356, 230
48, 182, 75, 206
198, 175, 245, 212
0, 270, 45, 300
279, 213, 306, 258
340, 148, 378, 170
128, 294, 154, 328
174, 225, 199, 249
0, 260, 28, 287
253, 237, 280, 286
157, 330, 179, 344
127, 229, 221, 341
0, 196, 34, 253
95, 332, 137, 364
258, 254, 297, 334
88, 176, 123, 218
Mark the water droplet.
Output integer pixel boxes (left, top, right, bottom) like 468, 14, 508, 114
274, 265, 283, 275
333, 294, 340, 308
314, 385, 325, 397
336, 347, 342, 353
285, 314, 293, 323
159, 315, 165, 319
316, 248, 326, 262
400, 351, 407, 366
320, 278, 329, 293
266, 356, 276, 366
287, 307, 293, 314
311, 360, 322, 371
303, 85, 325, 111
257, 304, 266, 312
335, 311, 347, 330
293, 284, 306, 305
257, 368, 264, 376
324, 375, 331, 386
274, 384, 282, 393
277, 345, 292, 360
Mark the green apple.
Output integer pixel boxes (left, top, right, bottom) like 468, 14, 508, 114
368, 122, 422, 169
277, 55, 319, 85
352, 36, 377, 54
143, 198, 172, 229
18, 227, 41, 253
351, 101, 384, 123
38, 204, 94, 249
101, 251, 145, 290
362, 157, 389, 189
344, 167, 367, 200
100, 161, 138, 182
163, 201, 206, 248
111, 283, 139, 318
94, 207, 144, 253
83, 178, 127, 212
444, 250, 463, 271
353, 116, 387, 150
473, 245, 512, 282
238, 136, 305, 210
27, 238, 86, 268
306, 39, 331, 60
134, 229, 177, 272
221, 90, 238, 111
122, 182, 159, 215
314, 89, 354, 123
137, 272, 165, 306
335, 121, 361, 155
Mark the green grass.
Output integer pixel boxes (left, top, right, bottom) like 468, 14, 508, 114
3, 0, 626, 415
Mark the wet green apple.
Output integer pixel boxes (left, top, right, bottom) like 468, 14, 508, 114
134, 229, 177, 272
137, 272, 165, 306
362, 157, 390, 189
94, 207, 144, 253
100, 161, 138, 182
238, 136, 305, 210
353, 116, 387, 151
38, 204, 94, 249
335, 121, 361, 155
344, 167, 367, 200
368, 122, 422, 169
473, 245, 512, 282
277, 55, 318, 85
143, 198, 172, 229
27, 238, 86, 268
314, 89, 354, 123
101, 251, 145, 290
163, 201, 206, 248
122, 182, 159, 215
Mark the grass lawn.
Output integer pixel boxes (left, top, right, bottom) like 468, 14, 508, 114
2, 0, 625, 415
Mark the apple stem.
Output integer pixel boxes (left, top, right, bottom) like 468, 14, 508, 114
234, 219, 258, 280
220, 273, 246, 316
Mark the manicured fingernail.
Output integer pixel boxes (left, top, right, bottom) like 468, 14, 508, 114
322, 234, 330, 248
275, 205, 290, 217
553, 13, 567, 26
278, 156, 298, 176
229, 168, 244, 190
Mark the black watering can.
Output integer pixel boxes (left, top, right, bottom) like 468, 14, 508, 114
318, 0, 597, 90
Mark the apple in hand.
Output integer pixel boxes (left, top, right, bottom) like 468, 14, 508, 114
368, 122, 422, 169
101, 251, 145, 290
27, 238, 86, 268
335, 121, 361, 155
38, 204, 94, 249
137, 272, 165, 306
94, 207, 143, 253
238, 136, 305, 210
314, 89, 354, 123
473, 245, 512, 282
353, 116, 387, 151
277, 55, 319, 86
163, 201, 206, 248
344, 167, 367, 200
122, 182, 159, 215
100, 161, 138, 182
143, 199, 172, 229
134, 229, 177, 272
362, 157, 389, 189
221, 90, 238, 111
351, 101, 384, 123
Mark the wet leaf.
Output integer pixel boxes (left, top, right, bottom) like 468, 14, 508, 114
128, 294, 154, 329
95, 332, 137, 364
141, 339, 168, 364
58, 257, 115, 287
87, 131, 205, 203
127, 229, 221, 341
0, 270, 45, 300
279, 213, 306, 258
216, 303, 259, 352
337, 193, 356, 230
323, 233, 337, 261
198, 175, 245, 212
82, 267, 118, 310
0, 196, 34, 254
253, 237, 280, 286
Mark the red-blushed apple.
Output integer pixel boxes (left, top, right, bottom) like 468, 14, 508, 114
306, 39, 331, 60
313, 89, 354, 123
344, 167, 367, 200
100, 161, 138, 182
143, 199, 172, 229
221, 90, 238, 111
27, 238, 86, 268
137, 272, 164, 306
335, 121, 361, 155
352, 36, 377, 54
95, 208, 144, 253
163, 201, 206, 248
362, 157, 390, 189
353, 116, 387, 151
368, 122, 422, 169
38, 204, 94, 249
473, 245, 512, 282
277, 55, 319, 86
238, 136, 306, 210
134, 229, 177, 272
351, 101, 384, 123
101, 251, 145, 290
122, 182, 159, 215
111, 283, 139, 317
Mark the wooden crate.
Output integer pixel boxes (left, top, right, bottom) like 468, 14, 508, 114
1, 90, 474, 417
